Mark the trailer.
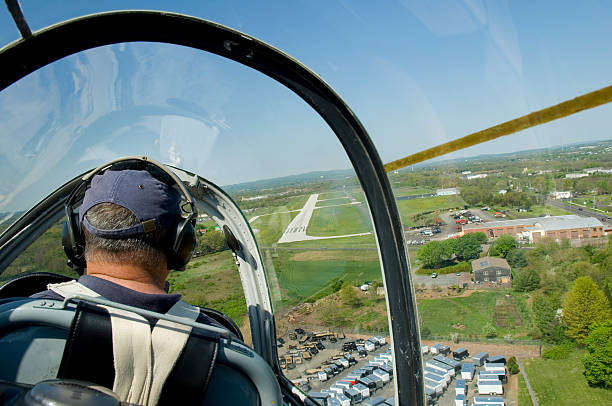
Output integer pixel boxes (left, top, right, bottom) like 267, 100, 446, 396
424, 378, 444, 395
424, 367, 450, 384
485, 363, 506, 374
327, 398, 341, 406
421, 344, 429, 354
433, 355, 462, 373
372, 369, 390, 383
480, 371, 507, 384
370, 374, 385, 390
374, 336, 387, 346
364, 341, 376, 352
425, 360, 454, 376
368, 337, 381, 348
438, 345, 451, 356
364, 396, 387, 406
455, 394, 467, 406
430, 343, 441, 354
473, 352, 489, 366
344, 354, 357, 366
344, 387, 363, 405
384, 398, 395, 406
455, 379, 466, 396
358, 377, 377, 393
308, 392, 330, 405
354, 383, 371, 399
487, 355, 506, 365
317, 371, 328, 382
335, 393, 351, 406
424, 373, 447, 389
453, 347, 469, 360
461, 363, 474, 380
473, 396, 505, 405
477, 379, 503, 395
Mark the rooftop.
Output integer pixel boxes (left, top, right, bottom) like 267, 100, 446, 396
471, 256, 510, 272
463, 215, 604, 231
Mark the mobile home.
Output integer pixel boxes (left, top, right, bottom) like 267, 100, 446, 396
424, 367, 450, 384
424, 378, 444, 395
344, 388, 363, 405
461, 363, 474, 380
354, 383, 371, 399
455, 379, 466, 396
473, 396, 505, 405
455, 393, 467, 406
438, 345, 451, 356
477, 379, 503, 395
424, 373, 447, 389
421, 344, 429, 354
364, 396, 387, 406
425, 360, 454, 376
430, 343, 442, 354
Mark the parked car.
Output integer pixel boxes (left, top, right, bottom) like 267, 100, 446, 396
431, 273, 438, 278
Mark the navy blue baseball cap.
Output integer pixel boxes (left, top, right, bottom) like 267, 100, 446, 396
80, 169, 182, 239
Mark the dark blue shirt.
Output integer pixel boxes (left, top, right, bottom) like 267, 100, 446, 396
31, 275, 226, 331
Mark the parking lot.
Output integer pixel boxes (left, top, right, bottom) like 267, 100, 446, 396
277, 331, 395, 401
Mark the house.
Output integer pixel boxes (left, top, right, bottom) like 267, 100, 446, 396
550, 191, 571, 199
471, 257, 511, 284
467, 173, 488, 180
565, 172, 588, 179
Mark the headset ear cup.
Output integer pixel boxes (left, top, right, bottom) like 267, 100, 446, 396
62, 213, 86, 273
168, 219, 196, 270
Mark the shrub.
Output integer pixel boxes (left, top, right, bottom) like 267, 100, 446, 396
542, 342, 574, 360
482, 322, 497, 338
507, 356, 520, 374
583, 320, 612, 388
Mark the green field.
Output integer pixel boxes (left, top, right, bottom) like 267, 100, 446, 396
524, 350, 612, 406
316, 197, 351, 207
417, 290, 530, 338
318, 191, 347, 200
251, 211, 298, 246
244, 194, 309, 217
307, 204, 372, 236
270, 250, 382, 308
518, 374, 533, 406
169, 250, 248, 327
281, 234, 377, 249
397, 195, 466, 226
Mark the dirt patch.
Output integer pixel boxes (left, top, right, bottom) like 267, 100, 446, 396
506, 373, 519, 406
421, 339, 540, 359
494, 295, 523, 329
416, 288, 477, 300
452, 323, 466, 329
289, 250, 378, 262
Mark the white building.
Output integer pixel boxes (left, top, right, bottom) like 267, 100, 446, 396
584, 167, 612, 174
467, 173, 488, 180
436, 188, 459, 196
550, 191, 571, 199
498, 189, 507, 195
565, 173, 588, 179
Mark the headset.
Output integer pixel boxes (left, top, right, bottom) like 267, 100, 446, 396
62, 156, 197, 274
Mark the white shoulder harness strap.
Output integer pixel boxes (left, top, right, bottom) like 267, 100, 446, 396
48, 280, 199, 406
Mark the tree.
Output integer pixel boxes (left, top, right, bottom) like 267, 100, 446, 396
513, 268, 540, 292
489, 235, 517, 258
562, 277, 612, 343
339, 283, 360, 307
507, 356, 520, 374
196, 230, 229, 255
583, 320, 612, 388
454, 234, 482, 261
507, 249, 527, 268
417, 240, 454, 268
532, 293, 565, 343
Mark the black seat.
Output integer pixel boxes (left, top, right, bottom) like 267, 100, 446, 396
0, 272, 74, 299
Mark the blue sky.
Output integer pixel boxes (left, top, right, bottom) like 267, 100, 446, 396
1, 1, 612, 210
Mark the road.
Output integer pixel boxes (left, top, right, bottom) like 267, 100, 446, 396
547, 198, 612, 224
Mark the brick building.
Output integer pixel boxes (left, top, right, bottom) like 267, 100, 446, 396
462, 215, 605, 243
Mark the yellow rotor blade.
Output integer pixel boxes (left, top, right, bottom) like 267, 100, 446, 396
384, 85, 612, 172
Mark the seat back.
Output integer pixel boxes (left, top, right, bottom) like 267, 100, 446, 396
0, 298, 282, 405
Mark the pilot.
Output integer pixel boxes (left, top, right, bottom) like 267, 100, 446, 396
31, 168, 224, 329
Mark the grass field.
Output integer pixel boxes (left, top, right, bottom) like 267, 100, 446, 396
307, 203, 372, 236
417, 290, 530, 338
518, 374, 533, 406
270, 250, 382, 308
524, 350, 612, 405
251, 211, 298, 245
318, 191, 348, 200
280, 234, 377, 249
397, 195, 466, 226
168, 250, 248, 327
316, 197, 351, 207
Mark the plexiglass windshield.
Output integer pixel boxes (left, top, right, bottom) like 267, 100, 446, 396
1, 2, 612, 405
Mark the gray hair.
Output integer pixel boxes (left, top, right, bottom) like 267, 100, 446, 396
83, 202, 168, 270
